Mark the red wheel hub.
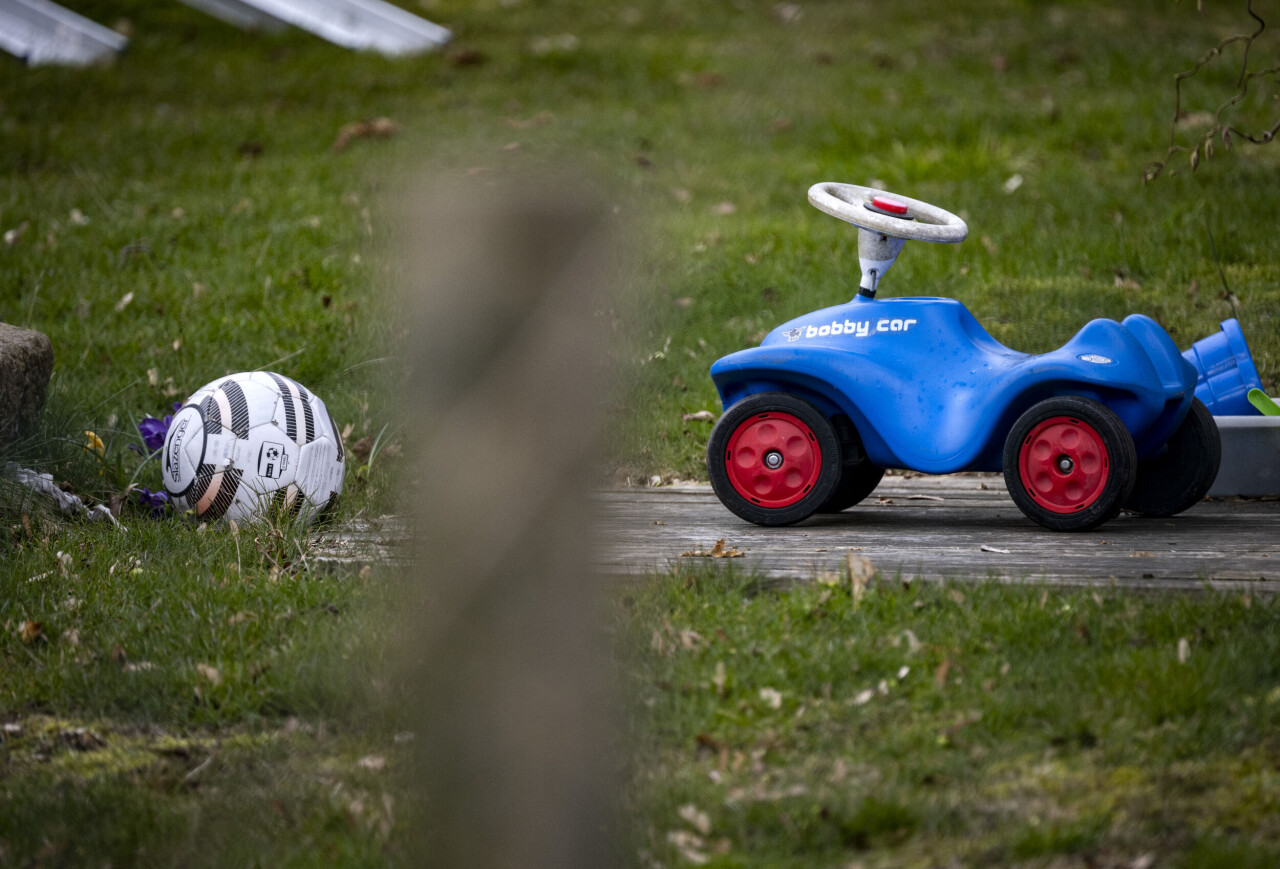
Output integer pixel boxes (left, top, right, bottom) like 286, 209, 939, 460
1018, 416, 1110, 513
724, 411, 822, 508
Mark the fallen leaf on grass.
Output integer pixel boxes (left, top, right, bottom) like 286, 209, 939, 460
60, 727, 106, 752
666, 830, 709, 864
681, 539, 743, 558
712, 662, 726, 696
351, 435, 374, 464
333, 117, 400, 152
3, 221, 29, 245
357, 754, 387, 771
678, 803, 713, 836
759, 688, 782, 710
851, 688, 875, 706
448, 46, 487, 66
847, 554, 876, 603
681, 410, 715, 422
503, 110, 554, 129
196, 664, 222, 686
19, 620, 43, 645
1177, 637, 1191, 664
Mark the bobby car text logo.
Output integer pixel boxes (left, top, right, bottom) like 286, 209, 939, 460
790, 317, 919, 340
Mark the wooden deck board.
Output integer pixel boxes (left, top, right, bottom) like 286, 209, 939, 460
594, 474, 1280, 592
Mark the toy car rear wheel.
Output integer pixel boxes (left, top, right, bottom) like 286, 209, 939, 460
708, 393, 840, 526
1124, 398, 1221, 517
818, 462, 885, 513
817, 415, 884, 512
1003, 397, 1136, 532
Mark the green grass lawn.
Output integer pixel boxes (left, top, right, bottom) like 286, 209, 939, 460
617, 568, 1280, 868
3, 0, 1280, 864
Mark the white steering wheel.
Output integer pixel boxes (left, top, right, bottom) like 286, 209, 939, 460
807, 182, 967, 244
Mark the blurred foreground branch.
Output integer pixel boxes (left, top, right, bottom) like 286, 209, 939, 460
399, 171, 619, 868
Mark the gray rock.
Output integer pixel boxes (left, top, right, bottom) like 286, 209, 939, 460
0, 323, 54, 442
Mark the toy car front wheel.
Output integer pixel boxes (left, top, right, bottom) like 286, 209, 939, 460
708, 393, 840, 526
1003, 397, 1137, 532
1124, 398, 1221, 517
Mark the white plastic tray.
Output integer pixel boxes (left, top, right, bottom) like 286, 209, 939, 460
1210, 409, 1280, 497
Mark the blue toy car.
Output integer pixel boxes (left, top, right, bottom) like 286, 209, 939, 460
707, 182, 1221, 531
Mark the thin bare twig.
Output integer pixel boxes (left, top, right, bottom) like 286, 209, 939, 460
1145, 0, 1280, 182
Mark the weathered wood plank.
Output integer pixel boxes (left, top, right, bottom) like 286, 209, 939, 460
594, 474, 1280, 592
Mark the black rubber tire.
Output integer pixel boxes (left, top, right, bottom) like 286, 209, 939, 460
1124, 398, 1221, 517
707, 393, 840, 526
1003, 396, 1137, 532
817, 415, 885, 512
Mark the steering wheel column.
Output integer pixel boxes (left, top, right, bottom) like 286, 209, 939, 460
857, 226, 906, 297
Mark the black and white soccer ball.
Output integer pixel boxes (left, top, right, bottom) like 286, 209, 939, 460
161, 371, 345, 524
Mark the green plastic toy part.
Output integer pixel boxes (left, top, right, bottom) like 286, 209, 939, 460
1248, 388, 1280, 416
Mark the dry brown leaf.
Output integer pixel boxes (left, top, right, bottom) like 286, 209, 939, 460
196, 664, 222, 686
847, 555, 876, 603
357, 754, 387, 771
19, 620, 43, 644
679, 629, 703, 650
351, 435, 374, 464
60, 727, 106, 752
712, 661, 727, 696
679, 803, 713, 836
503, 110, 554, 129
681, 410, 715, 422
333, 117, 401, 153
935, 658, 952, 689
681, 538, 744, 558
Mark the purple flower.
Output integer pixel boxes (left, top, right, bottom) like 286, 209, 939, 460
134, 487, 170, 518
138, 413, 174, 453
